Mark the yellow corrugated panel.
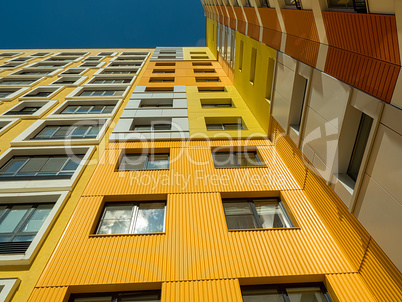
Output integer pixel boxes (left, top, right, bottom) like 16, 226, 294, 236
326, 273, 376, 302
82, 145, 300, 196
28, 286, 68, 302
162, 279, 242, 302
272, 120, 307, 188
37, 191, 354, 287
360, 240, 402, 302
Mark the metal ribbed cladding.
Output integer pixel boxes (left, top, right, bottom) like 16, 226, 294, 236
28, 287, 68, 302
37, 190, 354, 287
285, 35, 319, 68
162, 279, 242, 302
360, 240, 402, 301
326, 273, 376, 301
280, 9, 319, 42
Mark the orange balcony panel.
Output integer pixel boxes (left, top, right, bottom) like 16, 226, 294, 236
281, 9, 319, 42
322, 12, 400, 65
262, 27, 282, 51
324, 47, 400, 103
226, 6, 237, 30
285, 35, 319, 67
217, 6, 229, 26
258, 7, 281, 32
248, 23, 260, 41
243, 7, 259, 26
238, 20, 246, 35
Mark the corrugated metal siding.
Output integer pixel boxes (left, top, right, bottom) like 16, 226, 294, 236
326, 273, 376, 302
262, 27, 282, 51
233, 7, 246, 34
162, 279, 242, 302
324, 46, 400, 103
360, 240, 402, 302
322, 12, 400, 65
226, 6, 237, 30
37, 191, 354, 287
28, 287, 68, 302
281, 9, 319, 42
285, 34, 319, 67
243, 7, 260, 41
218, 6, 229, 27
258, 8, 281, 32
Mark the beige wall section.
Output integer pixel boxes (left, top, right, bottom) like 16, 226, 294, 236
354, 104, 402, 272
368, 0, 395, 13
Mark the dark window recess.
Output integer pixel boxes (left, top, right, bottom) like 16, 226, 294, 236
69, 291, 161, 302
242, 283, 333, 302
206, 123, 243, 130
26, 91, 52, 97
212, 151, 262, 168
0, 155, 84, 180
347, 113, 373, 181
0, 203, 53, 254
5, 107, 40, 115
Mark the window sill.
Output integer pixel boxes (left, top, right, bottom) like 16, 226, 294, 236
214, 165, 266, 169
228, 227, 300, 232
116, 169, 169, 172
89, 232, 166, 238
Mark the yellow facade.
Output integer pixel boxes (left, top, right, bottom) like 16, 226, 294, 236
182, 47, 216, 60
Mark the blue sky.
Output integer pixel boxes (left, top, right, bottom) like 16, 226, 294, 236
2, 0, 206, 49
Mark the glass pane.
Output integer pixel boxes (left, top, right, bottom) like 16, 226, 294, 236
213, 152, 237, 167
97, 205, 133, 234
0, 236, 12, 242
39, 157, 67, 174
0, 157, 28, 175
120, 292, 160, 301
0, 206, 29, 233
243, 288, 283, 302
134, 125, 152, 131
70, 125, 90, 138
86, 126, 101, 138
61, 106, 79, 114
18, 157, 48, 175
76, 106, 92, 114
90, 106, 104, 113
74, 296, 112, 302
120, 154, 147, 170
223, 202, 254, 215
206, 124, 223, 130
134, 203, 165, 233
153, 124, 171, 131
102, 106, 114, 113
52, 126, 71, 139
237, 152, 261, 167
226, 215, 259, 229
254, 201, 289, 228
146, 154, 169, 169
12, 235, 35, 242
224, 123, 243, 130
35, 126, 59, 139
21, 204, 52, 233
287, 287, 326, 302
61, 157, 81, 172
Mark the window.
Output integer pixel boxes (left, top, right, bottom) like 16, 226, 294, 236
61, 68, 85, 75
100, 69, 138, 74
0, 155, 84, 180
0, 203, 53, 254
133, 122, 172, 131
96, 201, 166, 235
327, 0, 366, 12
5, 106, 40, 116
0, 53, 22, 57
61, 105, 114, 114
84, 56, 102, 61
212, 151, 262, 168
145, 87, 174, 92
242, 284, 332, 301
120, 153, 169, 170
250, 47, 257, 84
0, 91, 14, 98
149, 77, 174, 83
110, 62, 141, 67
34, 124, 101, 140
32, 62, 67, 68
285, 0, 302, 9
56, 52, 87, 56
239, 40, 244, 71
79, 62, 103, 67
69, 291, 161, 302
0, 78, 38, 85
223, 198, 293, 229
79, 90, 122, 96
26, 91, 51, 97
8, 57, 31, 62
91, 78, 132, 84
0, 63, 24, 69
206, 123, 243, 130
347, 113, 373, 182
201, 98, 233, 108
140, 100, 173, 108
153, 69, 175, 73
159, 51, 176, 55
194, 69, 216, 73
21, 87, 61, 99
198, 87, 225, 92
196, 77, 220, 82
193, 62, 212, 66
98, 52, 114, 56
46, 57, 79, 62
52, 77, 82, 85
122, 52, 149, 56
30, 52, 51, 57
155, 62, 175, 66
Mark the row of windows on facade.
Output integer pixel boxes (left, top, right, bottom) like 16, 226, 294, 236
0, 61, 144, 69
0, 51, 147, 58
0, 75, 134, 86
69, 283, 332, 301
0, 151, 263, 181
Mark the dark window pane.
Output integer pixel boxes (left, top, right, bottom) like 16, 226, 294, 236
120, 154, 147, 170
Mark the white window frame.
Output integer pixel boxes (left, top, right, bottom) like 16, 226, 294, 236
20, 86, 63, 100
85, 76, 135, 86
6, 56, 35, 63
78, 62, 105, 68
11, 118, 111, 146
1, 100, 57, 119
27, 61, 71, 68
10, 68, 63, 77
94, 67, 140, 76
0, 52, 23, 58
0, 119, 20, 136
105, 61, 144, 69
0, 278, 20, 301
0, 62, 26, 70
60, 68, 87, 76
0, 87, 30, 101
96, 51, 118, 56
0, 192, 70, 265
49, 76, 87, 86
53, 52, 89, 57
28, 52, 52, 57
67, 85, 130, 99
0, 76, 44, 87
45, 56, 82, 63
47, 99, 122, 119
0, 146, 95, 192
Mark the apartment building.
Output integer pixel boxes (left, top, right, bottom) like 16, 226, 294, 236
0, 0, 400, 301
